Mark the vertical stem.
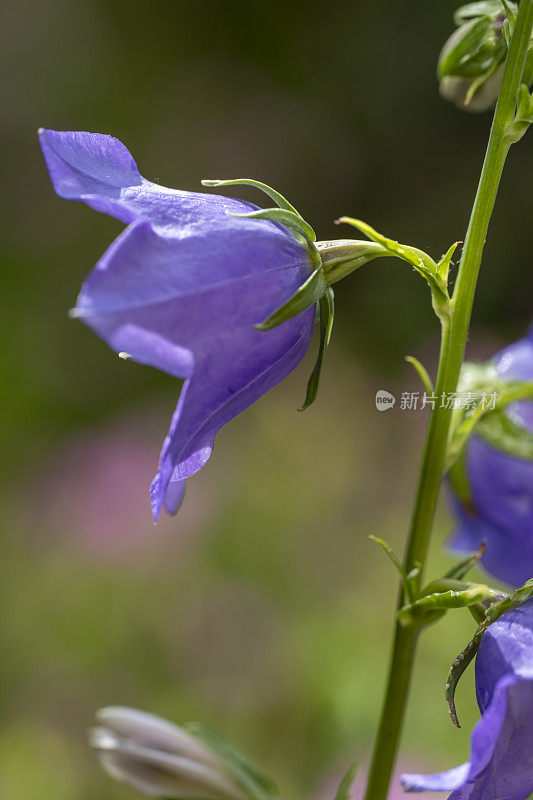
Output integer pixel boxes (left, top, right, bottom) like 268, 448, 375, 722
363, 4, 533, 799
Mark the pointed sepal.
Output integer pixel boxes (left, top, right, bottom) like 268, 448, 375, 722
255, 267, 327, 331
201, 178, 300, 215
299, 289, 334, 411
184, 723, 281, 800
445, 577, 533, 727
229, 207, 317, 247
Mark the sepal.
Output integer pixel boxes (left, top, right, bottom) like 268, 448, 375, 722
445, 578, 533, 727
185, 723, 280, 800
299, 288, 334, 411
229, 207, 317, 249
255, 268, 327, 331
201, 178, 300, 216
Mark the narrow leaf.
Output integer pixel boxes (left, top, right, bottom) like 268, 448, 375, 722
299, 289, 334, 411
230, 207, 316, 244
333, 763, 358, 800
369, 535, 413, 603
201, 178, 300, 216
255, 268, 328, 331
405, 356, 434, 395
437, 241, 462, 281
444, 540, 486, 579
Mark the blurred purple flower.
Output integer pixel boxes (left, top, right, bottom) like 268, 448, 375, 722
402, 597, 533, 800
39, 130, 315, 520
449, 329, 533, 586
29, 418, 213, 560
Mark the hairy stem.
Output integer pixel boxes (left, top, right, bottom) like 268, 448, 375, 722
363, 3, 533, 798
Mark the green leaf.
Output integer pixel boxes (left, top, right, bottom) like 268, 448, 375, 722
405, 356, 434, 395
369, 535, 413, 603
444, 541, 486, 580
436, 241, 462, 282
398, 583, 499, 627
299, 288, 334, 411
336, 217, 448, 301
476, 410, 533, 460
333, 763, 358, 800
201, 178, 300, 216
184, 723, 280, 800
229, 207, 316, 245
255, 268, 328, 331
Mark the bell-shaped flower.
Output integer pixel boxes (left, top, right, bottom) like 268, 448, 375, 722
402, 597, 533, 800
89, 706, 256, 799
448, 328, 533, 587
39, 130, 317, 520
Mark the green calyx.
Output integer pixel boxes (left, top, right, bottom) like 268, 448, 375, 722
445, 359, 533, 474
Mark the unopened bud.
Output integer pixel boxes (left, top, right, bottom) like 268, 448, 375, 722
437, 2, 511, 112
439, 66, 504, 112
89, 707, 250, 800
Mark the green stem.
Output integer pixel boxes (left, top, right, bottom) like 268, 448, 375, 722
363, 3, 533, 799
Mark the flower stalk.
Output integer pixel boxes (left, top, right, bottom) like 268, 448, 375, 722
363, 2, 533, 799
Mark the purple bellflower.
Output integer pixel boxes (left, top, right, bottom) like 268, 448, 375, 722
402, 597, 533, 800
39, 130, 317, 521
449, 329, 533, 587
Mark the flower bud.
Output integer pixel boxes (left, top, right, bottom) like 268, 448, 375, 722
89, 707, 250, 800
439, 66, 504, 112
437, 3, 511, 112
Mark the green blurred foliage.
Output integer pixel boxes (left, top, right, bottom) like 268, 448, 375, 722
0, 0, 530, 798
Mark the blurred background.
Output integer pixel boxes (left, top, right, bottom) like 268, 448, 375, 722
1, 0, 531, 798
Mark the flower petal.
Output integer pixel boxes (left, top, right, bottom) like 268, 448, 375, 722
74, 217, 309, 318
76, 219, 315, 521
150, 310, 314, 520
402, 675, 533, 800
39, 129, 299, 246
449, 492, 533, 588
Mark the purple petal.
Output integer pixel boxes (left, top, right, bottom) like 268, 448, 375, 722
449, 492, 533, 588
41, 129, 316, 519
401, 675, 519, 799
401, 763, 470, 793
39, 129, 295, 241
75, 211, 314, 522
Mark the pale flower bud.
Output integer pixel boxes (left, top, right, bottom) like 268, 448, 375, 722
89, 707, 250, 800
